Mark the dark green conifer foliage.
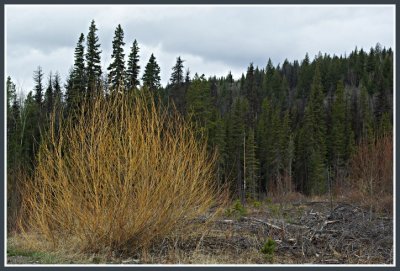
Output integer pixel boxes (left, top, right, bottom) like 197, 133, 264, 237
170, 56, 185, 85
33, 66, 44, 106
44, 72, 54, 115
297, 65, 326, 195
126, 39, 140, 90
66, 34, 86, 114
142, 53, 161, 92
245, 128, 259, 200
168, 57, 186, 115
53, 72, 63, 108
360, 84, 374, 141
244, 63, 257, 127
108, 24, 126, 92
186, 73, 211, 130
331, 81, 346, 169
86, 20, 102, 98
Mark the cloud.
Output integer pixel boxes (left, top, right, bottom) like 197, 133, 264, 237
6, 5, 394, 93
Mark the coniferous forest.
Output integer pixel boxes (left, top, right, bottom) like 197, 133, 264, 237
6, 20, 393, 264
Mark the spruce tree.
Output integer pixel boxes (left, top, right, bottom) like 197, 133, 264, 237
245, 128, 259, 200
53, 72, 63, 108
298, 65, 327, 195
169, 56, 186, 114
360, 84, 374, 140
66, 34, 86, 114
108, 24, 126, 92
6, 76, 21, 170
126, 39, 140, 90
86, 20, 102, 98
331, 80, 346, 170
44, 72, 54, 114
33, 66, 44, 106
142, 53, 161, 92
73, 33, 86, 93
186, 73, 211, 129
170, 56, 184, 85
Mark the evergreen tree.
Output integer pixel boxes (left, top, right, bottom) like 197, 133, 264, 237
53, 72, 63, 108
142, 53, 161, 92
360, 84, 374, 142
44, 72, 54, 114
6, 77, 21, 171
297, 65, 326, 195
126, 39, 140, 90
228, 97, 249, 203
170, 56, 185, 85
331, 80, 346, 170
86, 20, 102, 98
108, 24, 126, 92
168, 57, 186, 114
245, 128, 259, 200
244, 63, 257, 126
33, 66, 44, 106
186, 73, 211, 130
73, 33, 86, 93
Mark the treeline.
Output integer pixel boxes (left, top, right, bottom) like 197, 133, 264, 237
7, 20, 393, 206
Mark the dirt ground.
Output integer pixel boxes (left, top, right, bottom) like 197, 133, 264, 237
7, 200, 393, 265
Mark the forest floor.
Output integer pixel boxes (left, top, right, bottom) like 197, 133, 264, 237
7, 199, 393, 265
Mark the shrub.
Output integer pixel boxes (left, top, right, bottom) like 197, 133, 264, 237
260, 238, 276, 262
225, 200, 247, 219
253, 201, 261, 208
20, 91, 220, 254
347, 134, 393, 214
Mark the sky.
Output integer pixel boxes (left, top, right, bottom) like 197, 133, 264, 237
5, 5, 395, 95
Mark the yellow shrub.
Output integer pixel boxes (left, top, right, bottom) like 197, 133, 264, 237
21, 91, 219, 254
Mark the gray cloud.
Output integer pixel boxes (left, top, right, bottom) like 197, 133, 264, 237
6, 5, 394, 94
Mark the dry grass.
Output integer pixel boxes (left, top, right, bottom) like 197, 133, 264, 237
18, 91, 221, 255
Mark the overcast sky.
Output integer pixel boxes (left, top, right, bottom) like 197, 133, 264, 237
6, 5, 394, 95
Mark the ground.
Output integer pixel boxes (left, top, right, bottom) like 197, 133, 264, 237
7, 199, 393, 265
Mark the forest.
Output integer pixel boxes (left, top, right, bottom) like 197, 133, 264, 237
6, 20, 393, 264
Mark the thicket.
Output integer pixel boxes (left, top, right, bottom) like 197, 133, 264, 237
7, 21, 393, 233
17, 91, 220, 254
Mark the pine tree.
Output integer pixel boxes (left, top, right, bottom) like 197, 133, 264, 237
331, 80, 346, 170
44, 72, 54, 114
33, 66, 44, 106
53, 72, 63, 108
228, 97, 249, 203
142, 53, 161, 92
359, 84, 374, 142
186, 73, 211, 130
168, 57, 186, 114
6, 77, 21, 170
86, 20, 102, 98
126, 39, 140, 90
245, 128, 259, 200
73, 33, 86, 93
66, 34, 86, 114
170, 56, 184, 85
244, 63, 257, 127
108, 24, 126, 92
297, 65, 327, 195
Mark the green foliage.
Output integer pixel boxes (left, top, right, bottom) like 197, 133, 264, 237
268, 203, 280, 218
225, 200, 247, 218
107, 24, 126, 91
86, 20, 102, 97
253, 201, 262, 208
260, 238, 276, 262
142, 53, 161, 92
126, 39, 140, 90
